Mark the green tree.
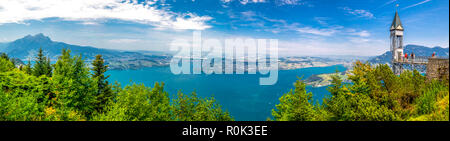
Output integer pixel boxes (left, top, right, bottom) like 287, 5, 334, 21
326, 90, 398, 121
0, 70, 48, 121
173, 92, 233, 121
415, 81, 448, 115
0, 57, 15, 72
91, 55, 113, 112
94, 82, 233, 121
272, 78, 327, 121
23, 59, 33, 75
0, 53, 9, 60
2, 49, 235, 121
94, 83, 171, 121
32, 48, 52, 77
327, 72, 343, 97
0, 53, 15, 66
324, 62, 399, 121
52, 49, 96, 118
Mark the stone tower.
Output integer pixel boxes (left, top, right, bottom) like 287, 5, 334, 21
390, 11, 404, 75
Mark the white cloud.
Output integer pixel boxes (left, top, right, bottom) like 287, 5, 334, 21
294, 25, 370, 37
257, 15, 369, 38
221, 0, 266, 5
80, 21, 101, 26
349, 37, 371, 43
296, 27, 338, 36
314, 17, 330, 26
252, 0, 267, 2
0, 0, 212, 30
402, 0, 431, 10
340, 7, 375, 19
279, 37, 387, 56
296, 26, 344, 36
349, 30, 371, 37
240, 11, 258, 21
221, 0, 309, 6
108, 38, 140, 44
241, 0, 267, 5
276, 0, 308, 6
379, 0, 397, 8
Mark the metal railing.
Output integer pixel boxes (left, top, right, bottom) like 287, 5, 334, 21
394, 56, 429, 64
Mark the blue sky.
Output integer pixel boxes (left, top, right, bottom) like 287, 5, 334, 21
0, 0, 448, 56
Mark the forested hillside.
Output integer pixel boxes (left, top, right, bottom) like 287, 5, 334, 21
0, 49, 232, 121
1, 48, 448, 121
272, 61, 449, 121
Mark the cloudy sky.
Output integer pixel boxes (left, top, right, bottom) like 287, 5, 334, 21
0, 0, 448, 56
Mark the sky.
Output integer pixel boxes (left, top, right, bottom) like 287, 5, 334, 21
0, 0, 448, 56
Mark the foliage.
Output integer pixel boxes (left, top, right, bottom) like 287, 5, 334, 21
273, 61, 449, 121
52, 49, 96, 118
272, 78, 328, 121
94, 83, 233, 121
1, 49, 232, 121
95, 83, 171, 121
2, 48, 447, 121
0, 70, 47, 121
91, 54, 114, 112
23, 59, 33, 75
0, 58, 14, 72
32, 48, 52, 77
414, 80, 449, 121
173, 91, 233, 121
1, 53, 15, 66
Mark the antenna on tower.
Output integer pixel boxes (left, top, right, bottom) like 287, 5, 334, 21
395, 3, 399, 11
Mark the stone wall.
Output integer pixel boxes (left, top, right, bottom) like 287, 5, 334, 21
426, 58, 449, 81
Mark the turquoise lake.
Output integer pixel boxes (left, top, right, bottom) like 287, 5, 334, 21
107, 65, 347, 121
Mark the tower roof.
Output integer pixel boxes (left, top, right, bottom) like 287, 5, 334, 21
391, 11, 403, 31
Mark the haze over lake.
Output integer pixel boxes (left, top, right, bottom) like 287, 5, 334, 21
107, 65, 347, 121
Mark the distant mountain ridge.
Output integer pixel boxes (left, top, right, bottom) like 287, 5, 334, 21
3, 33, 130, 60
2, 34, 448, 70
0, 33, 171, 70
0, 43, 6, 52
368, 45, 449, 64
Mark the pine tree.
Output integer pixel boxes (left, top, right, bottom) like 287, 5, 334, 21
91, 54, 113, 112
52, 49, 96, 118
45, 57, 52, 77
272, 79, 326, 121
0, 53, 9, 60
0, 57, 14, 72
32, 48, 52, 77
0, 53, 15, 66
24, 59, 33, 75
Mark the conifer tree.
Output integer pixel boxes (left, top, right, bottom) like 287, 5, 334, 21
272, 79, 325, 121
32, 48, 52, 77
24, 59, 33, 75
0, 53, 15, 66
0, 53, 9, 60
0, 57, 14, 72
52, 49, 95, 118
91, 54, 113, 112
45, 57, 52, 76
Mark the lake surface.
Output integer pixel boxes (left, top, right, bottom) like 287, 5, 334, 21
107, 65, 347, 121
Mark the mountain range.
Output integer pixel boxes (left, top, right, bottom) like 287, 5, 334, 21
1, 34, 448, 70
368, 45, 449, 64
0, 33, 171, 70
